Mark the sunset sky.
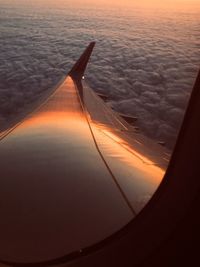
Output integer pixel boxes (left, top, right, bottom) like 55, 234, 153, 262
1, 0, 200, 9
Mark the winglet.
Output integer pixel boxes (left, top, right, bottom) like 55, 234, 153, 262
69, 42, 95, 80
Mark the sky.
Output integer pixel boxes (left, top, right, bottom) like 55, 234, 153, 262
1, 0, 200, 9
74, 0, 200, 9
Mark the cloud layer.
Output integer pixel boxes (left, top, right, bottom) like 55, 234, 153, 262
0, 3, 199, 149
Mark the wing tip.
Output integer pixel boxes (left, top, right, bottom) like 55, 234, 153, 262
69, 42, 96, 80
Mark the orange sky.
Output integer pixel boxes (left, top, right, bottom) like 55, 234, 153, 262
1, 0, 200, 8
1, 0, 200, 14
78, 0, 200, 11
76, 0, 200, 6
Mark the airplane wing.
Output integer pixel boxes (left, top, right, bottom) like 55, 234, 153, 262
0, 43, 170, 265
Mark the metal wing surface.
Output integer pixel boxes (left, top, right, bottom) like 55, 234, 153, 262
0, 43, 170, 264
